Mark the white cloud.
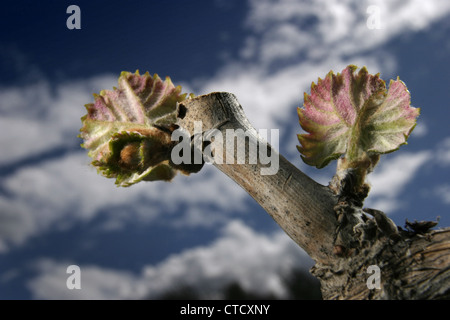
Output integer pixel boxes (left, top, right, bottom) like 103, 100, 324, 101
28, 220, 312, 299
142, 220, 310, 299
244, 0, 450, 64
434, 184, 450, 205
0, 76, 117, 165
258, 22, 316, 63
365, 151, 431, 213
28, 259, 140, 300
0, 150, 248, 251
436, 137, 450, 166
411, 121, 428, 138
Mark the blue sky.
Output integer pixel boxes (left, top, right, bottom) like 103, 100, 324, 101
0, 0, 449, 299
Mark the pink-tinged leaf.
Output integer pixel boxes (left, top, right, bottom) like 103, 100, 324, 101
80, 71, 191, 187
297, 65, 419, 169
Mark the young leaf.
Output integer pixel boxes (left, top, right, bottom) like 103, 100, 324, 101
80, 71, 191, 187
297, 65, 419, 170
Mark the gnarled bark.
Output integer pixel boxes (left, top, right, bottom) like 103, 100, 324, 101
176, 92, 450, 300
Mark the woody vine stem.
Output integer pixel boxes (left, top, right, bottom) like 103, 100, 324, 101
79, 66, 450, 299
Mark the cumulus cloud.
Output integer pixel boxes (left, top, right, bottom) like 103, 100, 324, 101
28, 259, 139, 300
0, 150, 248, 251
0, 76, 116, 165
244, 0, 450, 64
28, 220, 312, 299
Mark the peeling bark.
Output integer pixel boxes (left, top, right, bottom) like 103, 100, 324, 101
313, 228, 450, 300
176, 92, 450, 300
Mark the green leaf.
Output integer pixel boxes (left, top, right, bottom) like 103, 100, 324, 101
297, 65, 419, 169
79, 70, 189, 187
